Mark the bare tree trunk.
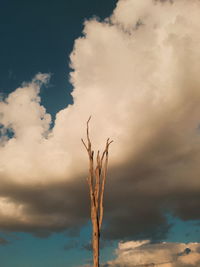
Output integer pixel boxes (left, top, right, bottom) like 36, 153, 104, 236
82, 117, 113, 267
92, 207, 99, 267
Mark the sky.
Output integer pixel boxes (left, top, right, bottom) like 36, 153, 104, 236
1, 0, 200, 266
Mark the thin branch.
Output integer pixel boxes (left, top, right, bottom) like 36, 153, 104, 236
86, 116, 92, 151
94, 151, 101, 213
82, 117, 95, 207
81, 138, 88, 151
99, 139, 113, 229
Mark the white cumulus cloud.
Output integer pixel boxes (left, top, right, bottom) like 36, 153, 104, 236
0, 0, 200, 238
106, 240, 200, 267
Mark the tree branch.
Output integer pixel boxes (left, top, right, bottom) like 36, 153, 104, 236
99, 139, 113, 229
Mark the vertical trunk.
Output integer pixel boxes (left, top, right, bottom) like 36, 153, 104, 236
82, 118, 113, 267
92, 206, 99, 267
92, 220, 99, 267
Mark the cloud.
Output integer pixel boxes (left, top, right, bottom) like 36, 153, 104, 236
1, 0, 200, 239
106, 240, 200, 267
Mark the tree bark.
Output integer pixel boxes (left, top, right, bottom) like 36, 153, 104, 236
82, 117, 113, 267
92, 207, 99, 267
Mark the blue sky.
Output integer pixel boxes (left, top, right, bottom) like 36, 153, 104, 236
0, 0, 117, 117
1, 0, 200, 267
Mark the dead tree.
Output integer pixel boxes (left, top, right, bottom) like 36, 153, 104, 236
81, 117, 113, 267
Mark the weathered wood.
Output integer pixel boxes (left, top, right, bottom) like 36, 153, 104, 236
82, 118, 113, 267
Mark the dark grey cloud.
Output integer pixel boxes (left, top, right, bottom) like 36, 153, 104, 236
0, 177, 89, 236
